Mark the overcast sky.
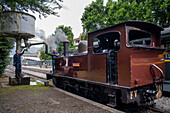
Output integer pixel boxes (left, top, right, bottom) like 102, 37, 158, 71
32, 0, 108, 38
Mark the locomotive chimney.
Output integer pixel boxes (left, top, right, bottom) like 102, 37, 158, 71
63, 39, 69, 57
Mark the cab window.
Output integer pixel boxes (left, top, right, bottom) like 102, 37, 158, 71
128, 30, 151, 46
93, 32, 120, 54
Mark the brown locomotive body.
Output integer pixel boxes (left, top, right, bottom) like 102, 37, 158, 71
47, 21, 166, 106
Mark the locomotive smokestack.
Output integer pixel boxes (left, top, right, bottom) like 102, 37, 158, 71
63, 39, 69, 57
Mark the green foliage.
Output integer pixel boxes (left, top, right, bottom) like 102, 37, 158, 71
81, 0, 106, 33
0, 0, 62, 18
40, 25, 74, 57
53, 25, 75, 54
0, 37, 14, 76
57, 42, 64, 55
106, 0, 170, 27
81, 33, 88, 40
81, 0, 170, 32
57, 25, 74, 49
39, 50, 51, 60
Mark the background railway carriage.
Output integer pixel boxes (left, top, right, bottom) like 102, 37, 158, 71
161, 27, 170, 93
47, 21, 166, 106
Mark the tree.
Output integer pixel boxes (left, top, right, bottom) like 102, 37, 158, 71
53, 25, 74, 54
0, 6, 15, 76
40, 25, 74, 57
81, 32, 88, 40
106, 0, 170, 27
0, 37, 15, 76
39, 50, 51, 60
81, 0, 170, 33
144, 0, 170, 27
81, 0, 106, 33
0, 0, 62, 18
105, 0, 143, 26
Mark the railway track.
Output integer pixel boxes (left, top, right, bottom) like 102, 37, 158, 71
5, 65, 166, 113
115, 104, 165, 113
5, 65, 49, 83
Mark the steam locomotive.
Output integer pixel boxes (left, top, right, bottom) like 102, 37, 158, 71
47, 21, 166, 107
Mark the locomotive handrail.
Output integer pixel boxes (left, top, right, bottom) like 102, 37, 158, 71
150, 64, 164, 81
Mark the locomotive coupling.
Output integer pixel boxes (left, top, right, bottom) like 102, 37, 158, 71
156, 90, 162, 99
145, 88, 162, 100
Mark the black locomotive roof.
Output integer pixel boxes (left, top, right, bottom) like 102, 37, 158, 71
88, 20, 164, 35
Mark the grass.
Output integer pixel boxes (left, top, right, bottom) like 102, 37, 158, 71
0, 74, 51, 97
0, 74, 7, 78
0, 74, 7, 88
30, 78, 37, 82
0, 83, 52, 96
13, 83, 51, 90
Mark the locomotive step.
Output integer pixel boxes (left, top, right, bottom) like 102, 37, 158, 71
107, 93, 116, 107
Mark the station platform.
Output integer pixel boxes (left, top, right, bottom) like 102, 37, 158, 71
163, 60, 170, 93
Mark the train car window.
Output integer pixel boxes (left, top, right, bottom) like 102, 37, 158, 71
165, 51, 170, 59
167, 53, 170, 59
93, 32, 120, 54
128, 30, 151, 46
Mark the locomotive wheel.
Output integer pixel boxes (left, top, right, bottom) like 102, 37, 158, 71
83, 89, 88, 98
94, 87, 105, 103
88, 92, 95, 100
78, 87, 86, 97
71, 84, 79, 94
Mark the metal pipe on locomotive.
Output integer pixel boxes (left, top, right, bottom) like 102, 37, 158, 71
47, 21, 166, 107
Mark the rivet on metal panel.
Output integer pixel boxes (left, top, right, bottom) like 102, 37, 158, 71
135, 79, 139, 85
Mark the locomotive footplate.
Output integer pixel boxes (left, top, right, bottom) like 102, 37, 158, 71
47, 73, 163, 107
47, 73, 128, 106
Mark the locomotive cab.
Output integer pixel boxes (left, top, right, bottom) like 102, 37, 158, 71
124, 25, 165, 88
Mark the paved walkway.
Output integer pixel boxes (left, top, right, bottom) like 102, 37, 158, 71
0, 85, 123, 113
